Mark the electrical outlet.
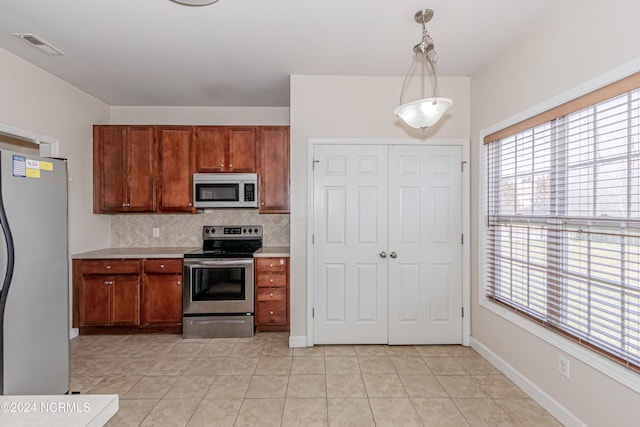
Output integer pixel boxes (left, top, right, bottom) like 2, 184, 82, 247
153, 227, 160, 238
558, 354, 570, 379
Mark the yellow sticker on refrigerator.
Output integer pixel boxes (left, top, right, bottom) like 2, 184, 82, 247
26, 168, 40, 178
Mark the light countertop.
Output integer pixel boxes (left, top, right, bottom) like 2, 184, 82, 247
0, 394, 118, 427
72, 246, 289, 259
254, 246, 290, 257
71, 247, 199, 259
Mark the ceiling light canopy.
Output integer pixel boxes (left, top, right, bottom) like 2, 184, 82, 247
394, 9, 452, 130
170, 0, 220, 6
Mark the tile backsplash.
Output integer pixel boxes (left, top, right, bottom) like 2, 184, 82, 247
111, 210, 289, 248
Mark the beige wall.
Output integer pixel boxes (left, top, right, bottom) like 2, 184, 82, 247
470, 0, 640, 425
289, 75, 471, 339
0, 47, 110, 254
109, 106, 289, 125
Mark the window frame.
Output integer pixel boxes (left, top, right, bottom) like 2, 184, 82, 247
479, 67, 640, 393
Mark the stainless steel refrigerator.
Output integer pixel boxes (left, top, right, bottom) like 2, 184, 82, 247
0, 149, 69, 395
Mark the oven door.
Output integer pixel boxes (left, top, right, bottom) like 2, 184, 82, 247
183, 258, 254, 315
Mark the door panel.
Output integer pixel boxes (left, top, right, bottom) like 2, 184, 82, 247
388, 145, 462, 344
313, 145, 388, 344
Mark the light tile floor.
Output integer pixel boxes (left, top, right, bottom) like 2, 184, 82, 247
70, 332, 564, 426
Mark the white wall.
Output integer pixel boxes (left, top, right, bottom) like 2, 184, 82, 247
290, 75, 471, 339
0, 47, 110, 254
470, 1, 640, 425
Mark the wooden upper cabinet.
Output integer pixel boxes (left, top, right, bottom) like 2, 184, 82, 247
127, 128, 156, 212
195, 126, 258, 173
156, 126, 196, 213
228, 127, 258, 172
93, 125, 155, 213
258, 126, 290, 213
195, 127, 226, 172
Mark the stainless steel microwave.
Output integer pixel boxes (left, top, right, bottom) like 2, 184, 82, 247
193, 173, 258, 208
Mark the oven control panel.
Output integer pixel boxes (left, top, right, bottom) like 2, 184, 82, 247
202, 225, 263, 239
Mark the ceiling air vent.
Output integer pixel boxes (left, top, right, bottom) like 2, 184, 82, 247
13, 33, 64, 56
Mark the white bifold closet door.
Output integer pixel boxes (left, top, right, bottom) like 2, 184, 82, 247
313, 144, 462, 345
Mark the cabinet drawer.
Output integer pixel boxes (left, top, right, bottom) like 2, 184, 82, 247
255, 257, 288, 272
256, 272, 287, 288
144, 258, 183, 274
256, 301, 287, 324
256, 287, 286, 302
80, 259, 140, 274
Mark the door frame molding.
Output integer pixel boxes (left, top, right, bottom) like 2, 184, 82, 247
306, 138, 471, 347
0, 122, 60, 157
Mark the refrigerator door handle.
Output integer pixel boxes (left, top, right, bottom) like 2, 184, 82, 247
0, 168, 16, 395
0, 186, 15, 297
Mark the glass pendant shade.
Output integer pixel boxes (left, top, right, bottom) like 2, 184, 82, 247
394, 97, 453, 129
170, 0, 220, 6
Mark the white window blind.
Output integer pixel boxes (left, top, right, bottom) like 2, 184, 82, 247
485, 75, 640, 372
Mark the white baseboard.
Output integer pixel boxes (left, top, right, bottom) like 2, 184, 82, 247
470, 337, 585, 427
69, 328, 79, 340
289, 336, 308, 348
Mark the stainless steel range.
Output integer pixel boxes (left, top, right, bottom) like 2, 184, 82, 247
182, 225, 263, 338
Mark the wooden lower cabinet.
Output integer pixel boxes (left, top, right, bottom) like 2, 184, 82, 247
77, 259, 140, 327
73, 258, 183, 334
142, 259, 183, 326
254, 257, 289, 331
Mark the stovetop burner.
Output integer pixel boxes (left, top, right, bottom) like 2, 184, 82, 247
184, 225, 263, 259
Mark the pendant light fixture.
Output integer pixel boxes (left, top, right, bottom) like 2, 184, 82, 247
170, 0, 220, 6
394, 9, 453, 130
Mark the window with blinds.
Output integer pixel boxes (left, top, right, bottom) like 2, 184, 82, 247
484, 73, 640, 372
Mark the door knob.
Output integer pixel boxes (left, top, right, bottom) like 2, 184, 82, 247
390, 251, 398, 259
379, 251, 387, 258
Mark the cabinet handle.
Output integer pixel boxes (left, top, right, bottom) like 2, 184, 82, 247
269, 292, 274, 297
160, 264, 165, 268
269, 278, 274, 283
269, 310, 274, 315
261, 202, 265, 206
106, 265, 111, 270
177, 281, 181, 285
220, 163, 224, 167
188, 203, 192, 207
121, 203, 127, 207
104, 281, 113, 285
269, 263, 273, 268
229, 164, 233, 168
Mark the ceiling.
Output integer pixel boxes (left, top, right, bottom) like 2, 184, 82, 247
0, 0, 553, 107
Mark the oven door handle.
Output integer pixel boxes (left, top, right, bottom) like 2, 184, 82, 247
184, 258, 254, 268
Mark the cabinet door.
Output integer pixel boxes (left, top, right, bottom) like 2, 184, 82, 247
111, 275, 140, 326
228, 127, 258, 172
93, 125, 155, 213
258, 127, 290, 213
93, 126, 127, 213
157, 126, 195, 212
195, 126, 226, 172
143, 274, 183, 325
126, 127, 156, 212
80, 275, 111, 326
